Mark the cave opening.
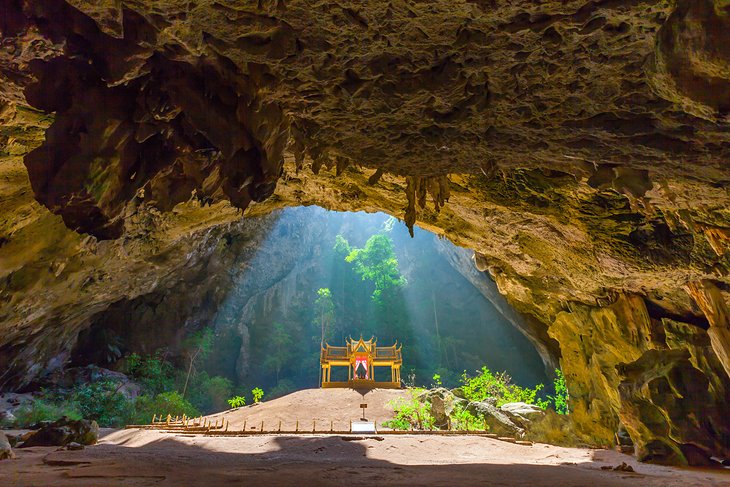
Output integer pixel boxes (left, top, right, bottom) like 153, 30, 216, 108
205, 207, 551, 400
67, 206, 553, 410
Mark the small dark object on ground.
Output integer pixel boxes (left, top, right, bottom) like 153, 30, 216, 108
601, 462, 635, 472
340, 436, 385, 441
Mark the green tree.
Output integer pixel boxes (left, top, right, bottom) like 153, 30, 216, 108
263, 322, 293, 382
315, 288, 335, 346
333, 234, 351, 256
181, 328, 215, 399
314, 289, 334, 387
344, 234, 406, 302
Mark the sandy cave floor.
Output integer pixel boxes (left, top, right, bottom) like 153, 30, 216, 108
2, 430, 729, 487
2, 389, 729, 486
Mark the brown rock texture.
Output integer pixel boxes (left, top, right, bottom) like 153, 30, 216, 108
0, 0, 729, 467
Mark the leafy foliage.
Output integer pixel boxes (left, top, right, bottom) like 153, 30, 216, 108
263, 323, 293, 382
227, 395, 247, 408
187, 373, 234, 412
431, 373, 442, 387
13, 399, 82, 428
268, 379, 296, 399
251, 387, 264, 403
382, 389, 435, 430
70, 380, 133, 427
181, 329, 215, 398
461, 367, 549, 409
125, 352, 174, 395
314, 288, 335, 346
450, 404, 483, 430
132, 392, 200, 424
343, 233, 406, 302
548, 369, 570, 414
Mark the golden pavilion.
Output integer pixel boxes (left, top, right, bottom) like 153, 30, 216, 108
320, 337, 402, 389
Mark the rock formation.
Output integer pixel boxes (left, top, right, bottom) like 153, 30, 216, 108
0, 0, 728, 466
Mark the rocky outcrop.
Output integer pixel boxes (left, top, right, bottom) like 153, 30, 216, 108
550, 294, 730, 464
0, 432, 15, 460
18, 417, 99, 448
0, 0, 728, 467
467, 398, 524, 437
417, 388, 465, 428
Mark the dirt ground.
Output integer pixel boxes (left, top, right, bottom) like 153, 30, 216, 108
2, 388, 728, 486
207, 387, 411, 431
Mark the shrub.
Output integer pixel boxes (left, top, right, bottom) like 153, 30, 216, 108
460, 367, 549, 409
431, 374, 442, 387
125, 352, 174, 395
251, 387, 264, 403
186, 373, 234, 413
548, 369, 569, 415
70, 380, 133, 427
451, 404, 483, 430
268, 379, 295, 399
382, 389, 434, 430
227, 395, 246, 408
13, 399, 82, 428
132, 392, 200, 424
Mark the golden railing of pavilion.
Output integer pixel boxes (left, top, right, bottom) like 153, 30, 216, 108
320, 336, 403, 389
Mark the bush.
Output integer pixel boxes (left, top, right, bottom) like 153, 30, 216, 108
548, 369, 569, 414
268, 379, 295, 399
125, 352, 174, 395
451, 404, 483, 430
382, 389, 434, 430
227, 396, 246, 408
70, 380, 133, 427
13, 399, 82, 428
251, 387, 264, 403
132, 392, 200, 424
461, 367, 549, 409
187, 373, 234, 413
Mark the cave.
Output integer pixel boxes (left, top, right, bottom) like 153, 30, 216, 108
1, 0, 729, 485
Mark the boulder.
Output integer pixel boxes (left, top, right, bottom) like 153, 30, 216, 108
500, 402, 546, 428
19, 417, 99, 448
0, 431, 15, 460
466, 400, 524, 436
418, 388, 466, 427
520, 410, 582, 447
450, 387, 466, 399
500, 402, 545, 417
615, 423, 634, 454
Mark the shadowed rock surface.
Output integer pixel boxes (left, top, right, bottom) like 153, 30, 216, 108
0, 0, 729, 467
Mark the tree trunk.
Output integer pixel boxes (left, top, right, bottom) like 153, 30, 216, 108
432, 288, 443, 366
182, 348, 200, 398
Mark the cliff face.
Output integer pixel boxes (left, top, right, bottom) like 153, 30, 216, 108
1, 0, 729, 466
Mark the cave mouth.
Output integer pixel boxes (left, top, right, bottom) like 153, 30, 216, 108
207, 207, 551, 398
68, 206, 552, 412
